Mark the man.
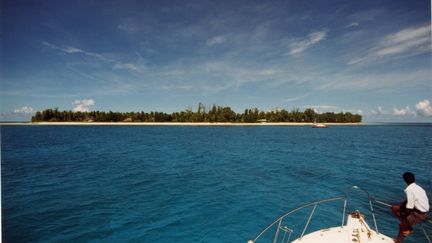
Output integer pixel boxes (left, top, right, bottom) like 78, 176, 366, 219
391, 172, 429, 243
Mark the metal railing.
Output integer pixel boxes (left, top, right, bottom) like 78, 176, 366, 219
249, 196, 345, 243
343, 185, 379, 233
249, 185, 432, 243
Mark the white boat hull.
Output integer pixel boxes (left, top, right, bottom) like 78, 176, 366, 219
291, 212, 394, 243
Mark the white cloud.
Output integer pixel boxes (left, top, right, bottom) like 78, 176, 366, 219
206, 36, 227, 46
118, 20, 139, 33
258, 69, 277, 76
346, 22, 360, 28
289, 30, 328, 56
42, 41, 148, 75
160, 84, 193, 91
62, 46, 85, 54
348, 24, 431, 65
41, 41, 106, 60
283, 94, 308, 102
14, 106, 35, 114
320, 68, 431, 91
41, 41, 84, 54
415, 99, 432, 117
371, 106, 385, 115
113, 63, 140, 72
72, 99, 95, 112
392, 106, 415, 116
370, 101, 432, 118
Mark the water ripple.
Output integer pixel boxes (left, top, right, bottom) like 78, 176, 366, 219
2, 125, 431, 242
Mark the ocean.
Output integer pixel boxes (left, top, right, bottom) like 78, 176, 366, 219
2, 124, 431, 242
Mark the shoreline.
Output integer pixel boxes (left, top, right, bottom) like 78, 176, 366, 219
1, 122, 363, 126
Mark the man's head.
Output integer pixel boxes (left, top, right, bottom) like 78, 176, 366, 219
403, 172, 415, 185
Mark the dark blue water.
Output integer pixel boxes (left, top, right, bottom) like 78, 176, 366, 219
2, 125, 431, 242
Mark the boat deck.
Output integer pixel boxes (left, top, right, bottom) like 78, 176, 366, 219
249, 186, 431, 243
291, 212, 394, 243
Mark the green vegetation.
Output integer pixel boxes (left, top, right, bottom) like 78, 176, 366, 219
31, 103, 362, 123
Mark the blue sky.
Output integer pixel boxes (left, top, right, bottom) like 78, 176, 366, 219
1, 0, 431, 121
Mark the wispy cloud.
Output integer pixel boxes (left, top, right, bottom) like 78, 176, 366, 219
346, 22, 360, 28
348, 24, 431, 65
320, 68, 431, 91
42, 41, 147, 75
283, 94, 308, 102
348, 9, 382, 22
370, 106, 385, 115
147, 57, 295, 93
118, 18, 140, 33
206, 35, 227, 46
72, 99, 95, 112
113, 63, 141, 72
415, 99, 432, 117
14, 106, 35, 114
41, 41, 84, 54
289, 29, 328, 56
61, 46, 84, 54
41, 41, 104, 58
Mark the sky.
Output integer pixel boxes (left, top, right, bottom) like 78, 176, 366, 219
1, 0, 431, 122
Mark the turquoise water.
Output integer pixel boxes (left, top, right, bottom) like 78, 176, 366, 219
2, 125, 431, 242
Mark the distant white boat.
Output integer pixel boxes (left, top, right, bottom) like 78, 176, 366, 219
312, 123, 328, 128
249, 186, 432, 243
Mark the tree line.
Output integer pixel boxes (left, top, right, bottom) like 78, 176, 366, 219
31, 103, 362, 123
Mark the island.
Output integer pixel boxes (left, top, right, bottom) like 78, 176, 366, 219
31, 104, 362, 124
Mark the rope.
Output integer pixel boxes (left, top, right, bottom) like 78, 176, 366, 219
373, 199, 432, 242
